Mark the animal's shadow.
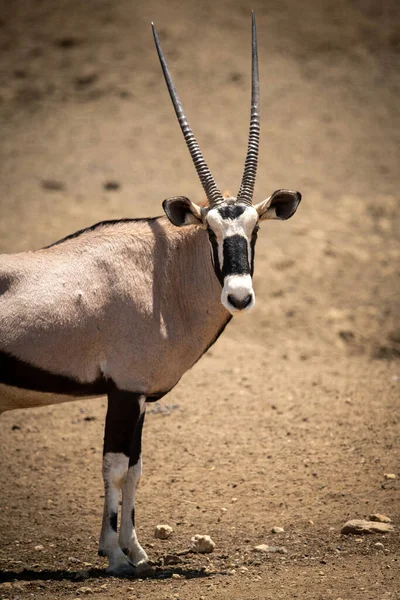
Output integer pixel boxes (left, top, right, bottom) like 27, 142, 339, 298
0, 565, 212, 583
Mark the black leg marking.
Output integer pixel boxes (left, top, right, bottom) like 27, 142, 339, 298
131, 508, 135, 527
129, 412, 145, 467
110, 511, 118, 532
103, 382, 143, 457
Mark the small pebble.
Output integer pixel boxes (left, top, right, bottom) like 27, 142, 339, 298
154, 524, 173, 539
384, 473, 396, 480
191, 534, 215, 553
103, 180, 121, 191
41, 179, 66, 192
271, 526, 284, 534
34, 544, 44, 551
78, 587, 93, 595
374, 542, 385, 549
253, 544, 287, 554
0, 583, 12, 590
368, 513, 392, 523
163, 554, 182, 566
171, 573, 181, 579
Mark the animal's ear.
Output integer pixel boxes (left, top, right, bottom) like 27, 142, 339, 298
255, 190, 302, 221
163, 196, 205, 227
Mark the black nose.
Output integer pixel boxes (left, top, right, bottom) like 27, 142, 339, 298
227, 294, 252, 310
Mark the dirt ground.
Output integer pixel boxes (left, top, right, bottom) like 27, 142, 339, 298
0, 0, 399, 598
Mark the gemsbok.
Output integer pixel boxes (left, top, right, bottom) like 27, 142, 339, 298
0, 13, 301, 575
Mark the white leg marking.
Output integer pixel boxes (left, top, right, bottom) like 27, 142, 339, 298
99, 452, 134, 574
119, 456, 148, 566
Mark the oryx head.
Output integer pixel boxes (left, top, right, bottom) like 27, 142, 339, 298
152, 13, 301, 314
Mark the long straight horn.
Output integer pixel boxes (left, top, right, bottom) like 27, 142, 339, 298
152, 23, 224, 207
237, 12, 260, 206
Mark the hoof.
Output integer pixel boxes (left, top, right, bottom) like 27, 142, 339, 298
106, 561, 136, 577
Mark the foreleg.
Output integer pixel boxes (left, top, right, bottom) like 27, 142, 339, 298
98, 386, 146, 575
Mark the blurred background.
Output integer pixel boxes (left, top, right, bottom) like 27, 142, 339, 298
0, 1, 399, 598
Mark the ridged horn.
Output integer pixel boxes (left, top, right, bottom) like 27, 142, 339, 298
237, 11, 260, 206
152, 23, 224, 207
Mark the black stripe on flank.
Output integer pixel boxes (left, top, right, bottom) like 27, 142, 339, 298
217, 205, 246, 220
222, 235, 250, 277
110, 511, 118, 532
0, 350, 107, 396
43, 217, 160, 249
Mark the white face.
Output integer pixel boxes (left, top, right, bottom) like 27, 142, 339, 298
205, 203, 259, 314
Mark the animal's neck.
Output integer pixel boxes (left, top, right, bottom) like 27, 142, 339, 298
155, 221, 231, 355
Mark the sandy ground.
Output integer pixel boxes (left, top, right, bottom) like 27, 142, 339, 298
0, 0, 399, 598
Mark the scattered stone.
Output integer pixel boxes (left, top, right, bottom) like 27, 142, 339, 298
368, 513, 392, 523
374, 542, 385, 549
221, 507, 228, 513
34, 544, 44, 551
389, 328, 400, 343
163, 554, 182, 566
271, 526, 285, 534
75, 67, 98, 88
41, 179, 66, 192
374, 346, 400, 360
55, 37, 81, 49
78, 587, 93, 594
341, 519, 394, 535
154, 524, 173, 539
253, 544, 287, 554
190, 534, 215, 553
338, 330, 355, 343
0, 582, 12, 590
384, 473, 396, 480
69, 556, 82, 563
171, 573, 182, 579
103, 180, 121, 191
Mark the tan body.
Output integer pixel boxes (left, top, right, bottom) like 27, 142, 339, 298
0, 217, 228, 413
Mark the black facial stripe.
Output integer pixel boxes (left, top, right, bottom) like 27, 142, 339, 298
222, 235, 250, 277
217, 205, 246, 220
250, 228, 258, 275
208, 232, 224, 286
